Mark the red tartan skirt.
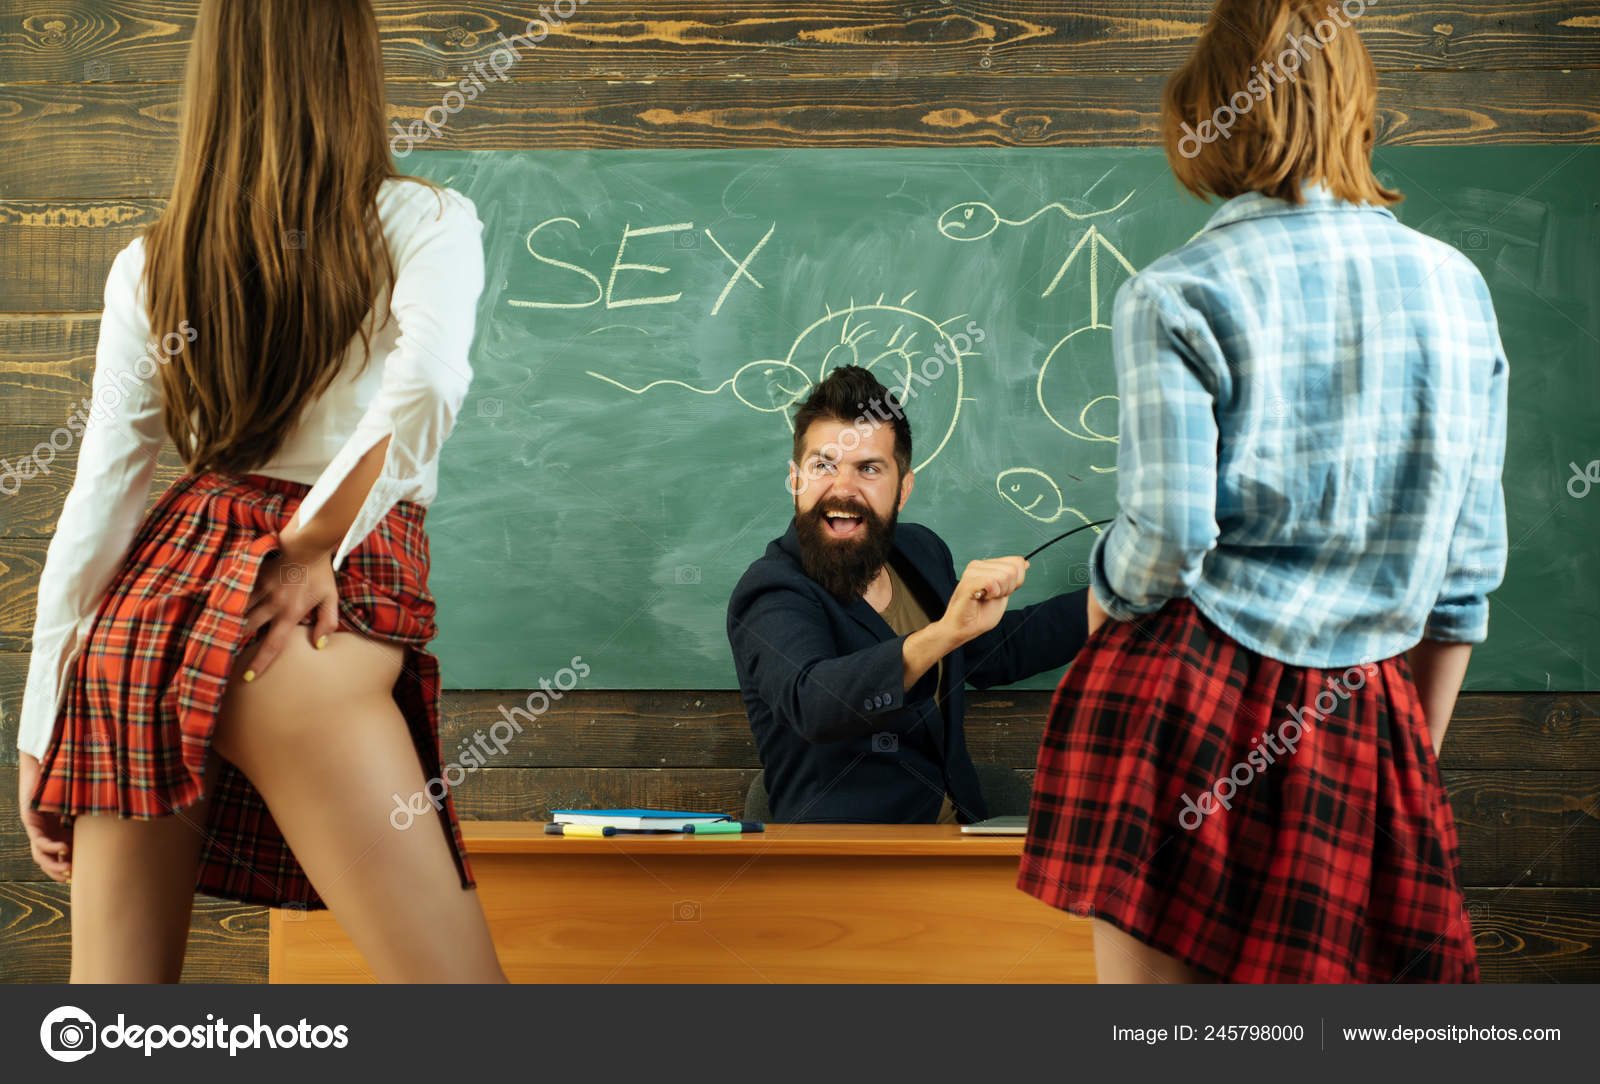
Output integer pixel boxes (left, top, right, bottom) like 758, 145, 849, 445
1018, 598, 1478, 983
28, 470, 476, 910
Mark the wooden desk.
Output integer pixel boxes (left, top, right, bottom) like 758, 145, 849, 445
269, 823, 1095, 982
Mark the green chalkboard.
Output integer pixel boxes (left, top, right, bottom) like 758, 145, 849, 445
406, 147, 1599, 693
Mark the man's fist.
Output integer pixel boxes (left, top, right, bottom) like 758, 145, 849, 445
939, 556, 1029, 645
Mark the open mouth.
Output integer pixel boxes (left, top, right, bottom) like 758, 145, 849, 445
823, 509, 865, 539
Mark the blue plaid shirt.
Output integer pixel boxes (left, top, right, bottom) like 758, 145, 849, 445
1090, 183, 1509, 667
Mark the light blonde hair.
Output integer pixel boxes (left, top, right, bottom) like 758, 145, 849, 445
1162, 0, 1400, 206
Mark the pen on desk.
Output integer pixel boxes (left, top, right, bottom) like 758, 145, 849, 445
544, 823, 614, 837
685, 821, 765, 834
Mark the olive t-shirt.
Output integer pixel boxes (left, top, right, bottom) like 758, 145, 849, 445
877, 564, 959, 824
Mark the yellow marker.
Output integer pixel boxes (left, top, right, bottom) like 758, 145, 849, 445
243, 669, 256, 682
562, 824, 609, 838
316, 635, 328, 649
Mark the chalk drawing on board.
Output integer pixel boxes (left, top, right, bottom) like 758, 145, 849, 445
1034, 229, 1136, 473
936, 196, 1136, 474
937, 192, 1135, 242
783, 293, 975, 471
996, 467, 1106, 531
938, 194, 1136, 299
587, 292, 977, 472
587, 360, 813, 415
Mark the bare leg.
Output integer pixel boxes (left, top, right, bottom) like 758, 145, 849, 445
1092, 918, 1212, 984
211, 629, 506, 983
69, 793, 211, 983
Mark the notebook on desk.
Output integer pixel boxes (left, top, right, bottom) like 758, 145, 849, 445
551, 808, 733, 830
959, 815, 1029, 835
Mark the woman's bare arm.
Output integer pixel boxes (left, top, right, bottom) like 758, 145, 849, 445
1406, 640, 1473, 754
280, 434, 392, 558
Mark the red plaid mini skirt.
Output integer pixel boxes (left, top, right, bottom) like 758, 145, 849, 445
28, 470, 476, 910
1018, 598, 1478, 983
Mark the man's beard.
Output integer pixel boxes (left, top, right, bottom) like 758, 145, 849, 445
794, 495, 898, 604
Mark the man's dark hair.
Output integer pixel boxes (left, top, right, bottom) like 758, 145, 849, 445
790, 365, 913, 477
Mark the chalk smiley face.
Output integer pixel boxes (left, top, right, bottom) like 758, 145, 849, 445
996, 466, 1106, 536
998, 467, 1064, 522
937, 202, 1003, 241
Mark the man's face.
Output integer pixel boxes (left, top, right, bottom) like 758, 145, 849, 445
789, 417, 914, 601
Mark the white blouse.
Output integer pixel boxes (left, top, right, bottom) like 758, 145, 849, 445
17, 178, 485, 761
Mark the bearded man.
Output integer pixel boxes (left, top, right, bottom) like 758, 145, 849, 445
726, 366, 1090, 823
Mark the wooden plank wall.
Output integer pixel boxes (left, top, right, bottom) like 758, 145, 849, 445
2, 2, 1597, 983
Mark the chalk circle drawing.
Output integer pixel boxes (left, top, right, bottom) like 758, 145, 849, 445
1038, 329, 1121, 474
784, 293, 974, 471
1033, 226, 1137, 472
997, 467, 1106, 532
588, 292, 978, 473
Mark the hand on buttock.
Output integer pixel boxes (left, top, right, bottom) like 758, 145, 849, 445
241, 541, 341, 679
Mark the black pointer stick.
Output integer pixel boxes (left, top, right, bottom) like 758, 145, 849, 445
973, 519, 1115, 601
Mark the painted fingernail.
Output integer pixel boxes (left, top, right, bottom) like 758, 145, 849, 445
316, 635, 327, 649
243, 669, 256, 682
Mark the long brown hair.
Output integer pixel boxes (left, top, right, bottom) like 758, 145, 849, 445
1161, 0, 1400, 206
144, 0, 425, 474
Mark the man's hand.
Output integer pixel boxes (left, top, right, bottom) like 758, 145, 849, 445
901, 557, 1029, 692
19, 752, 72, 882
940, 557, 1030, 645
241, 537, 341, 679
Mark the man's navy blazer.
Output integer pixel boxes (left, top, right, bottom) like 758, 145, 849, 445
726, 519, 1089, 824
